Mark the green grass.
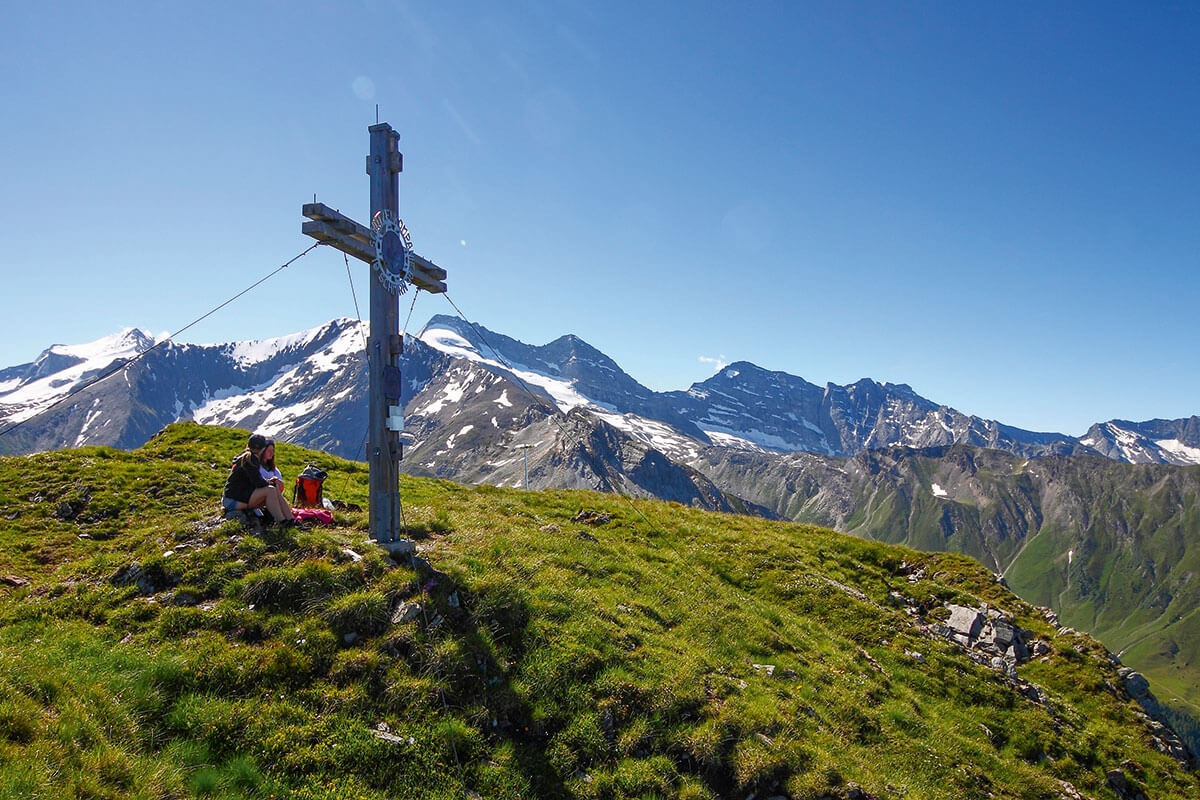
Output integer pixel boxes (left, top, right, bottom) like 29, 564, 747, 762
0, 423, 1196, 798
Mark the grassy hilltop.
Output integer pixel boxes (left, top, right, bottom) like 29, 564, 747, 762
0, 423, 1196, 799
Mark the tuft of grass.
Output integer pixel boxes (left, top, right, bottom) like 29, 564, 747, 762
322, 589, 391, 637
232, 560, 360, 612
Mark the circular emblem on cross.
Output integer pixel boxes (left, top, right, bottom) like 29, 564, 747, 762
371, 210, 412, 295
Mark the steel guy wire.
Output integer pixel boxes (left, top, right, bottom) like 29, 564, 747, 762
0, 242, 323, 443
402, 290, 420, 339
336, 250, 372, 504
342, 251, 369, 351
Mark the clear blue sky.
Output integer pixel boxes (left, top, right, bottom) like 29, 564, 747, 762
2, 2, 1197, 436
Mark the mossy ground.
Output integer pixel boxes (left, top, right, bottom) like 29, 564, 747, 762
0, 423, 1195, 799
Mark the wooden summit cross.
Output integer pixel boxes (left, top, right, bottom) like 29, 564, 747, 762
301, 123, 448, 551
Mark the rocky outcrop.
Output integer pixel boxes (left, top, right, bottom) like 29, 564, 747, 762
935, 603, 1031, 671
923, 599, 1196, 770
1118, 668, 1195, 767
109, 561, 178, 596
1105, 767, 1149, 800
928, 602, 1046, 706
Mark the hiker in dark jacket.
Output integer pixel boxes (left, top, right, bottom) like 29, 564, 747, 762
221, 433, 296, 526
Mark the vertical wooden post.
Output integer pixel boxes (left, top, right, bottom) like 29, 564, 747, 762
302, 124, 444, 556
367, 123, 402, 544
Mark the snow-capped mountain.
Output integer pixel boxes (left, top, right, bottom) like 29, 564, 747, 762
413, 317, 708, 461
2, 315, 1196, 479
397, 325, 743, 507
1079, 418, 1200, 466
0, 320, 370, 457
0, 328, 157, 430
412, 315, 1080, 462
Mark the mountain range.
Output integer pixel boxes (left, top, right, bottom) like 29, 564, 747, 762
4, 315, 1198, 469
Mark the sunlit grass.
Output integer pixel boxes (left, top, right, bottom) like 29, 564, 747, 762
0, 422, 1195, 798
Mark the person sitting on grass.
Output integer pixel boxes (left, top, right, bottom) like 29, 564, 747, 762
221, 433, 296, 527
257, 439, 296, 521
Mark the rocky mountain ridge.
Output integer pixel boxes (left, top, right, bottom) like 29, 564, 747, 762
4, 315, 1197, 467
0, 320, 369, 457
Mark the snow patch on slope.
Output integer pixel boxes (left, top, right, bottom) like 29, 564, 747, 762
594, 412, 700, 461
74, 399, 106, 446
1103, 423, 1164, 463
1156, 438, 1200, 465
702, 425, 820, 455
420, 326, 597, 413
48, 328, 154, 362
414, 379, 469, 417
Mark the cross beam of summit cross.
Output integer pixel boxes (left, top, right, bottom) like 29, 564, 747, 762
300, 122, 449, 551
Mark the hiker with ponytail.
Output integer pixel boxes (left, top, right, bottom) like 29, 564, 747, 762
221, 433, 296, 527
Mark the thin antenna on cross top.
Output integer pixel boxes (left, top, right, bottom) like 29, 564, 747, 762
376, 104, 379, 123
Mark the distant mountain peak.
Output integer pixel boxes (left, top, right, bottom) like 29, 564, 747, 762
44, 326, 155, 361
1080, 418, 1200, 466
215, 317, 364, 367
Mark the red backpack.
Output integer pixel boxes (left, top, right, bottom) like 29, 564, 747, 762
292, 464, 328, 508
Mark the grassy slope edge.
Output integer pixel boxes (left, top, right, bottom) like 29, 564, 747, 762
0, 423, 1195, 800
